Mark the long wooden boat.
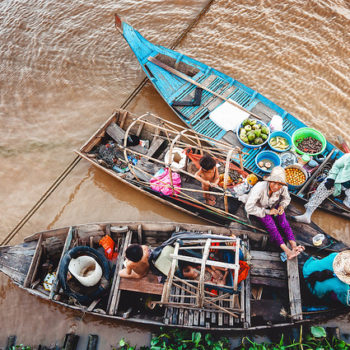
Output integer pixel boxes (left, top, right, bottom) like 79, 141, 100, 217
75, 109, 347, 251
114, 14, 350, 220
0, 221, 346, 331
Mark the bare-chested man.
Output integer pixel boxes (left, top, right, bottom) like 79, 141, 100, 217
119, 244, 151, 279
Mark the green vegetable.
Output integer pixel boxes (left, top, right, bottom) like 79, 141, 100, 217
254, 137, 263, 145
244, 125, 252, 131
249, 119, 257, 126
247, 131, 256, 142
261, 126, 269, 135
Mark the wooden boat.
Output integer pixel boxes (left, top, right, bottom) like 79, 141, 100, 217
114, 14, 350, 220
0, 221, 346, 331
75, 108, 347, 251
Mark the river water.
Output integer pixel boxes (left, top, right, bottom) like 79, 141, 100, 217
1, 0, 350, 347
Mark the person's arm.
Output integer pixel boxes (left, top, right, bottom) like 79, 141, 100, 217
212, 166, 220, 186
328, 156, 346, 180
195, 168, 210, 186
278, 186, 291, 214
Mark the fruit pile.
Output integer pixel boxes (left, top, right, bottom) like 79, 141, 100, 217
285, 167, 306, 186
239, 118, 269, 146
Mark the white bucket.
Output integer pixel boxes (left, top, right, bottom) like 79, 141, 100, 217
164, 148, 186, 170
68, 255, 103, 287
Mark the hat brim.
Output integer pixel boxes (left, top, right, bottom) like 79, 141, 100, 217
333, 250, 350, 285
263, 176, 287, 186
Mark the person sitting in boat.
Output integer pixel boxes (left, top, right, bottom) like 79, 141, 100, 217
194, 154, 220, 206
293, 153, 350, 224
303, 250, 350, 306
244, 166, 304, 260
182, 265, 228, 286
119, 243, 152, 279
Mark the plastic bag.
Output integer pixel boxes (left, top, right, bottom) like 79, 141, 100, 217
150, 168, 181, 196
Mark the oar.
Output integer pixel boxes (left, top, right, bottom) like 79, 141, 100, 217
148, 56, 262, 120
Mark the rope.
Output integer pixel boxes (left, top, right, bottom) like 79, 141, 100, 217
2, 0, 216, 246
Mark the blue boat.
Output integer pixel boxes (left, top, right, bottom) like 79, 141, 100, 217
114, 14, 350, 219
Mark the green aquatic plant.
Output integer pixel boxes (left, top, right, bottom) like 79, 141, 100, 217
240, 326, 350, 350
113, 328, 229, 350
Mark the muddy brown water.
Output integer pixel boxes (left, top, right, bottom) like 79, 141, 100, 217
1, 0, 350, 347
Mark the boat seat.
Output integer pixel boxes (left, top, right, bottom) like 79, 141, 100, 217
119, 272, 164, 295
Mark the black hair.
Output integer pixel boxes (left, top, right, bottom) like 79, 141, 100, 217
305, 269, 334, 291
126, 244, 143, 262
199, 154, 216, 170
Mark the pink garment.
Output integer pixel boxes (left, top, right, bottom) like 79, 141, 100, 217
150, 168, 181, 196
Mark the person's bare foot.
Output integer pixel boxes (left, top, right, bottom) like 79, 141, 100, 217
295, 245, 305, 253
286, 249, 300, 260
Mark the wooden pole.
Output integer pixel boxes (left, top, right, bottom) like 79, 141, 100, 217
148, 56, 261, 120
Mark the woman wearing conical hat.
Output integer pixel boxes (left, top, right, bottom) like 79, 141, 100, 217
303, 250, 350, 306
243, 166, 305, 260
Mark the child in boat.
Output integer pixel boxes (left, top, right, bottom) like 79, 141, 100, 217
119, 243, 152, 279
183, 265, 228, 286
195, 154, 220, 206
243, 166, 304, 260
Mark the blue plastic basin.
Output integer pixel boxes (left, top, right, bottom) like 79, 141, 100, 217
255, 151, 281, 173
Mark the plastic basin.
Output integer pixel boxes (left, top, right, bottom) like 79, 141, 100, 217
268, 131, 292, 152
255, 151, 281, 173
284, 164, 308, 190
236, 119, 270, 149
291, 127, 326, 156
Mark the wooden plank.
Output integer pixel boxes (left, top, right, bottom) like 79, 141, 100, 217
106, 123, 125, 143
250, 267, 286, 279
178, 284, 185, 325
170, 253, 239, 270
23, 234, 43, 288
146, 138, 166, 158
287, 256, 303, 321
107, 230, 132, 315
49, 227, 73, 300
198, 239, 211, 307
244, 241, 251, 328
233, 238, 240, 290
163, 242, 180, 303
251, 276, 287, 288
172, 286, 180, 325
250, 250, 281, 261
251, 259, 285, 270
119, 273, 163, 295
199, 310, 205, 327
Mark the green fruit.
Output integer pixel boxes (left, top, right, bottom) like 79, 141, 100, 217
244, 125, 252, 131
254, 129, 261, 137
261, 126, 269, 135
261, 133, 268, 140
247, 131, 256, 142
249, 119, 257, 126
254, 137, 263, 145
241, 136, 249, 143
252, 124, 260, 130
242, 119, 250, 127
240, 128, 247, 135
